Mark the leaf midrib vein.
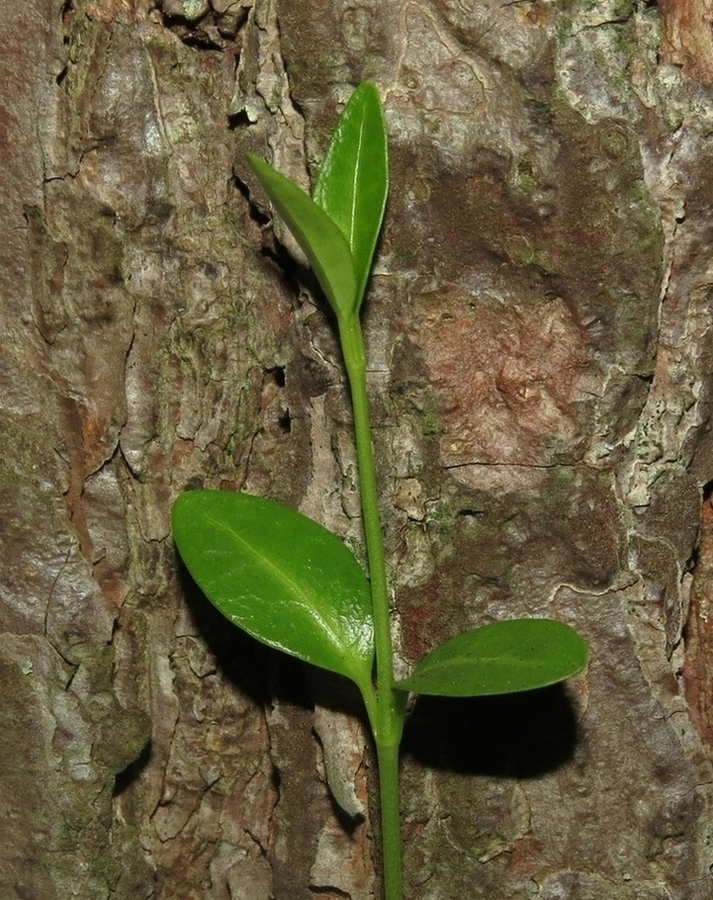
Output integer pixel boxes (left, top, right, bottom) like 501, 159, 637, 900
203, 510, 354, 655
349, 111, 366, 255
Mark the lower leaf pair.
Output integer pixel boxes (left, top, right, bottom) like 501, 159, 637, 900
172, 490, 587, 703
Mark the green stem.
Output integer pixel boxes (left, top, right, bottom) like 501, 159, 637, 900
376, 734, 404, 900
339, 316, 392, 702
339, 313, 405, 900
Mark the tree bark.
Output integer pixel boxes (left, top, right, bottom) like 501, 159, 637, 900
2, 1, 713, 898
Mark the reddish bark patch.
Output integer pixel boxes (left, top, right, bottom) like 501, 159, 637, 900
683, 496, 713, 751
659, 0, 713, 83
413, 287, 596, 466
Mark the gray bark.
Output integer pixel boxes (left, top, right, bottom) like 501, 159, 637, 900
2, 1, 713, 898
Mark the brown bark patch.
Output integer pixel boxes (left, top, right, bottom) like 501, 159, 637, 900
413, 286, 595, 466
659, 0, 713, 83
683, 496, 713, 749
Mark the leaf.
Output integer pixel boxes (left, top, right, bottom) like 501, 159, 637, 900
172, 490, 374, 691
247, 153, 358, 319
313, 82, 389, 309
394, 619, 588, 697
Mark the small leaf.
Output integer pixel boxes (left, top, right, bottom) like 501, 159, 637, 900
172, 491, 374, 691
313, 82, 389, 309
394, 619, 588, 697
247, 153, 358, 318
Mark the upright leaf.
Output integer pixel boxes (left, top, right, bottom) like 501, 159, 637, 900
172, 490, 374, 692
314, 82, 389, 309
394, 619, 588, 697
247, 154, 358, 319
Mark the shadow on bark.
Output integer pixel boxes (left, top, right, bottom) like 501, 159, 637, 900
178, 557, 579, 786
177, 556, 316, 706
113, 739, 152, 799
402, 684, 580, 779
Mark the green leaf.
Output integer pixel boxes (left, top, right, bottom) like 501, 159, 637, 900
394, 619, 588, 697
172, 490, 374, 691
247, 153, 358, 319
313, 82, 389, 309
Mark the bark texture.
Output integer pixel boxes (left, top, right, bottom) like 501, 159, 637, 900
2, 0, 713, 898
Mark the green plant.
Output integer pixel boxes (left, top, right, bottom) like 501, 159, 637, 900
171, 82, 588, 900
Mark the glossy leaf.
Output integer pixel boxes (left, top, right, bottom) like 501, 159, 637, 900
313, 82, 389, 309
247, 153, 358, 318
172, 490, 374, 691
394, 619, 588, 697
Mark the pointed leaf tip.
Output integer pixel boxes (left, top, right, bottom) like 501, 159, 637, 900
313, 81, 389, 311
246, 153, 358, 319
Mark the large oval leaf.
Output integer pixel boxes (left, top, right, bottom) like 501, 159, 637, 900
394, 619, 588, 697
313, 82, 389, 309
247, 153, 358, 319
172, 490, 374, 691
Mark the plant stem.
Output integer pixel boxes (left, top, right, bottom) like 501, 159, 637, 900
339, 313, 405, 900
339, 316, 393, 702
376, 733, 404, 900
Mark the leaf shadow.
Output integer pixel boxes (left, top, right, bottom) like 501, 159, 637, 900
178, 555, 365, 719
177, 556, 313, 712
178, 557, 373, 832
401, 684, 580, 779
177, 559, 580, 782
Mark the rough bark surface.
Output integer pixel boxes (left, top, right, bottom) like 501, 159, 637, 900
2, 1, 713, 898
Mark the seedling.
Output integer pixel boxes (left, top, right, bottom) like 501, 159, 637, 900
172, 82, 588, 900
